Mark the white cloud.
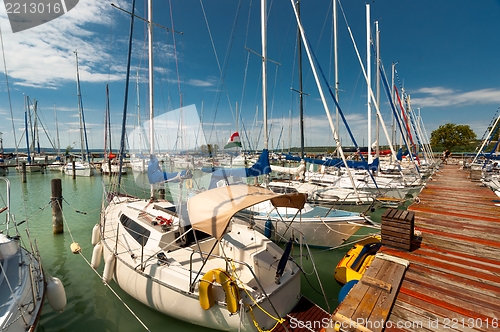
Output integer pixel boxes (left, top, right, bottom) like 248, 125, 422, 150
187, 78, 215, 87
410, 87, 500, 108
0, 0, 128, 88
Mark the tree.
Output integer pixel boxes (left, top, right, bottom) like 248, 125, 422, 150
65, 145, 73, 156
430, 123, 476, 150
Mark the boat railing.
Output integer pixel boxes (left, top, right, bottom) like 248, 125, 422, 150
187, 248, 284, 319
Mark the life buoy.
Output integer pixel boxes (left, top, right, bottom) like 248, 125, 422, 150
185, 179, 193, 189
199, 268, 240, 314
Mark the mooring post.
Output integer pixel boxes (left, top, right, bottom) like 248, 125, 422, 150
51, 178, 64, 234
72, 157, 76, 179
21, 162, 27, 183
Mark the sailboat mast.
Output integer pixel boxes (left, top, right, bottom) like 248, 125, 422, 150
375, 21, 380, 164
366, 3, 372, 164
106, 84, 112, 155
75, 51, 90, 162
117, 0, 136, 186
296, 0, 304, 159
104, 84, 109, 159
24, 95, 31, 164
261, 0, 268, 152
54, 104, 60, 156
34, 99, 40, 154
333, 0, 339, 155
148, 0, 154, 197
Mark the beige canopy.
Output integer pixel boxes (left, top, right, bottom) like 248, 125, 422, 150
187, 184, 307, 240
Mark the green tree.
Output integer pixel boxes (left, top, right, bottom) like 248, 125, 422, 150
65, 145, 73, 156
430, 123, 476, 150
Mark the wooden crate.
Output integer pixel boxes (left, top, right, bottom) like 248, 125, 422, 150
469, 169, 482, 181
381, 208, 414, 251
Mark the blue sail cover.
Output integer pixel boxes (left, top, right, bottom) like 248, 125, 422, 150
148, 155, 188, 184
202, 149, 272, 189
284, 154, 379, 171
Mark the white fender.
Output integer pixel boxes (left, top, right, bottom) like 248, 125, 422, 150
102, 254, 116, 283
47, 276, 67, 313
91, 224, 100, 246
91, 242, 103, 269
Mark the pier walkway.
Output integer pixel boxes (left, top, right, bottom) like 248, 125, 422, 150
326, 164, 500, 332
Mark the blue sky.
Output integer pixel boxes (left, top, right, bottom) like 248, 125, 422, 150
1, 0, 500, 153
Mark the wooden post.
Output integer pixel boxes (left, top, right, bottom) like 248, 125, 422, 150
21, 162, 27, 183
51, 178, 64, 234
72, 157, 76, 179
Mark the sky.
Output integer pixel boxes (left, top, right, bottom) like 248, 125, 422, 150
1, 0, 500, 153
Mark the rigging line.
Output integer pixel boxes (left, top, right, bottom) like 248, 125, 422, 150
116, 0, 136, 186
168, 0, 182, 109
78, 253, 151, 331
106, 2, 116, 82
239, 0, 253, 114
0, 25, 18, 153
200, 0, 242, 142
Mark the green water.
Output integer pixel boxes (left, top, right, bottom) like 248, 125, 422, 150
1, 170, 382, 332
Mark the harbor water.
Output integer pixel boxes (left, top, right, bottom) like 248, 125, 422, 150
2, 170, 381, 332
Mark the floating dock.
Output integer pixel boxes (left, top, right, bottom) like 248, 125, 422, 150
324, 164, 500, 332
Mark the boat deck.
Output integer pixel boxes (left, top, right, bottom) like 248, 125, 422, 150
324, 164, 500, 332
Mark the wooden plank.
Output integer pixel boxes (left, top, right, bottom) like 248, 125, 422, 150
389, 300, 478, 332
364, 263, 407, 329
334, 257, 387, 319
381, 225, 413, 236
381, 219, 414, 230
381, 235, 411, 245
379, 247, 500, 287
341, 258, 407, 332
274, 296, 330, 332
400, 278, 499, 320
381, 240, 411, 251
403, 269, 500, 312
361, 275, 392, 293
381, 229, 413, 239
395, 292, 494, 332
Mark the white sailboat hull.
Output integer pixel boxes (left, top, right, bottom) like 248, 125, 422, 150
0, 235, 46, 332
101, 163, 126, 175
63, 162, 94, 177
98, 196, 302, 331
237, 200, 373, 248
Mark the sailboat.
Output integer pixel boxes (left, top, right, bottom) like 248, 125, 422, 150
101, 84, 126, 175
63, 51, 94, 177
93, 1, 307, 331
0, 177, 67, 331
0, 132, 8, 176
16, 96, 42, 173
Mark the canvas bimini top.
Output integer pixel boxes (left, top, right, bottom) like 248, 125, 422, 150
187, 184, 307, 239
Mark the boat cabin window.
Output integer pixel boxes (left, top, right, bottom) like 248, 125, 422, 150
120, 214, 151, 246
268, 185, 299, 194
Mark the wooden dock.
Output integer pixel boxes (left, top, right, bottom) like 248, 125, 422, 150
325, 164, 500, 331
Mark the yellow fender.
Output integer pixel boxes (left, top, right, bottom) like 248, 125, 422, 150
185, 179, 193, 189
199, 268, 240, 314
